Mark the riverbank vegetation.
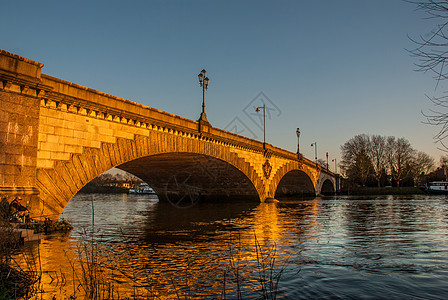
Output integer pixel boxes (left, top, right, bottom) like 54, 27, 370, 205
17, 218, 73, 234
0, 226, 38, 299
0, 214, 73, 299
78, 172, 142, 194
340, 134, 436, 189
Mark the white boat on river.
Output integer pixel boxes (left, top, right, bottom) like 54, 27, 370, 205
426, 181, 448, 194
129, 183, 156, 194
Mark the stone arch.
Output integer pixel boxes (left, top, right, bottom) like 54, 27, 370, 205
35, 131, 263, 220
316, 172, 336, 196
274, 170, 316, 198
118, 153, 260, 205
269, 162, 317, 199
320, 179, 335, 195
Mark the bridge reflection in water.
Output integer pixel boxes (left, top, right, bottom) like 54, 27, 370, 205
12, 193, 321, 299
14, 194, 448, 299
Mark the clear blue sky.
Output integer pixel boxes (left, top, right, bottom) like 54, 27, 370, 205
1, 0, 444, 171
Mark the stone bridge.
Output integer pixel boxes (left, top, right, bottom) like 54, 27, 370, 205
0, 50, 338, 220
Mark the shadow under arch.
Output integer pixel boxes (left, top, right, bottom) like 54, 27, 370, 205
118, 153, 260, 207
320, 179, 335, 195
274, 169, 316, 199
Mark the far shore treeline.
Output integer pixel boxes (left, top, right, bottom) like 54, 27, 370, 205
339, 134, 443, 189
79, 172, 143, 194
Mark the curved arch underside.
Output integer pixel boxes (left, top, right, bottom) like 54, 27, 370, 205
320, 179, 335, 195
274, 170, 316, 198
118, 153, 260, 204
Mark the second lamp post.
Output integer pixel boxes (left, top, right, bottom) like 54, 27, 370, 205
311, 142, 317, 164
198, 69, 210, 123
256, 104, 266, 149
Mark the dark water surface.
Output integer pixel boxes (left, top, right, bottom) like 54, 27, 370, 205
16, 194, 448, 299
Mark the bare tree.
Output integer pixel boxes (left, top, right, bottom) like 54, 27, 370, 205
440, 154, 448, 165
412, 151, 436, 184
340, 134, 372, 186
341, 133, 436, 187
408, 1, 448, 150
439, 155, 448, 179
368, 135, 388, 187
408, 1, 448, 84
123, 172, 141, 186
386, 137, 416, 187
98, 173, 114, 184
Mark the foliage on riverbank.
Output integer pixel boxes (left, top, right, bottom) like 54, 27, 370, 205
340, 134, 435, 188
0, 218, 73, 299
78, 184, 129, 194
0, 226, 39, 300
16, 218, 73, 233
0, 262, 38, 299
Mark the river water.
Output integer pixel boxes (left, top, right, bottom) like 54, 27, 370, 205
14, 194, 448, 299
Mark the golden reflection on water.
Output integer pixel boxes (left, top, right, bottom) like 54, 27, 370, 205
251, 202, 281, 244
12, 195, 448, 299
12, 196, 323, 299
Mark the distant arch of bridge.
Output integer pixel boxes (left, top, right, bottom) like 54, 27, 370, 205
0, 50, 339, 220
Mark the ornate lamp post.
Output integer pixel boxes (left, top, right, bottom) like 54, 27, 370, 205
332, 158, 337, 173
296, 128, 300, 154
198, 69, 210, 123
326, 152, 329, 170
311, 142, 317, 164
255, 104, 266, 149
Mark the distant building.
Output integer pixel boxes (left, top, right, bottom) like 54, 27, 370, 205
425, 167, 447, 183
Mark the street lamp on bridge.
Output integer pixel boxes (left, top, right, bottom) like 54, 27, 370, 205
296, 128, 300, 154
255, 104, 266, 149
198, 69, 210, 123
332, 158, 338, 173
311, 142, 317, 164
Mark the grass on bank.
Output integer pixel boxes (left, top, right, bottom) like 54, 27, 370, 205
0, 217, 74, 300
0, 226, 39, 299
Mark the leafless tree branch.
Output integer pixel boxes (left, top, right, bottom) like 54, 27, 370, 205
408, 1, 448, 150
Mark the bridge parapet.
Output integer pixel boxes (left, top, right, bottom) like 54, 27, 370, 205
39, 72, 320, 169
0, 49, 312, 167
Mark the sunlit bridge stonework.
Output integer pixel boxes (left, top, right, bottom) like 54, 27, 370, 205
0, 50, 338, 220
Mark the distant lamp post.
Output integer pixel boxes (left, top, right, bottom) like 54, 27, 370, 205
332, 158, 337, 173
255, 104, 266, 149
198, 69, 210, 123
296, 128, 300, 154
326, 152, 329, 170
311, 142, 317, 164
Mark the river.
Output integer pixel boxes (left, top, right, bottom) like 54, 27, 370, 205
14, 194, 448, 299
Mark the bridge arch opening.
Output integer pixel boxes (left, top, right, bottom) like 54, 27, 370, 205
117, 153, 260, 206
320, 179, 335, 196
274, 170, 315, 199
